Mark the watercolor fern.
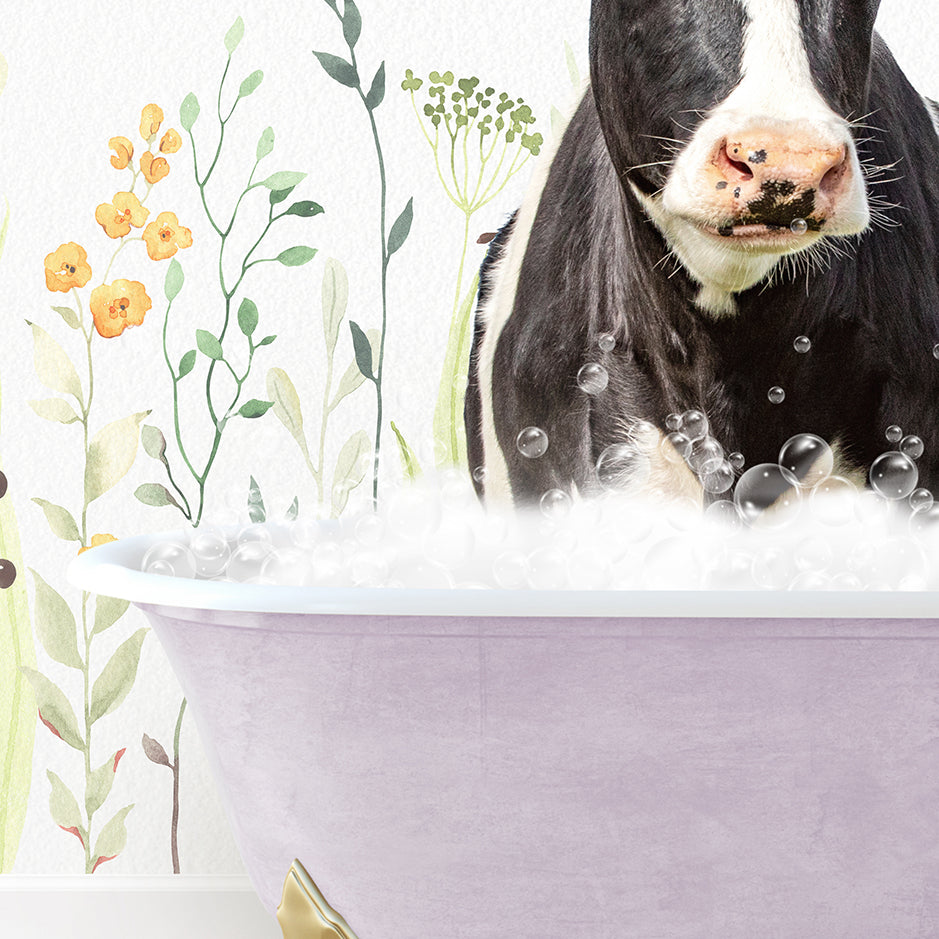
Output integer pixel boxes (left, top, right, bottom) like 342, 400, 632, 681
136, 15, 322, 529
401, 68, 542, 469
314, 0, 414, 505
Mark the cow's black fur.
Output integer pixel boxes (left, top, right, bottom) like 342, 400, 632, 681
466, 4, 939, 506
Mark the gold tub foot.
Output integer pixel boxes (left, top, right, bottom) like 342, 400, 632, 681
277, 859, 361, 939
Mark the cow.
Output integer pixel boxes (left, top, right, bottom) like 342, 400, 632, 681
465, 0, 939, 513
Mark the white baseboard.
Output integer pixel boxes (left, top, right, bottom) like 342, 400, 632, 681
0, 877, 282, 938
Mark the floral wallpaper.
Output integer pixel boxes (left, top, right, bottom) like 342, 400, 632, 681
0, 0, 935, 880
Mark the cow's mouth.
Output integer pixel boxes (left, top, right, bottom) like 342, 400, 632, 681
699, 220, 821, 244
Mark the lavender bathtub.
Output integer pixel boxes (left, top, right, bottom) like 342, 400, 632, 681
70, 531, 939, 938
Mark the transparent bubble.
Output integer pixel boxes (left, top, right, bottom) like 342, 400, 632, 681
516, 426, 549, 459
540, 488, 572, 519
142, 541, 197, 578
793, 335, 811, 353
790, 217, 809, 235
643, 536, 702, 589
227, 541, 273, 582
661, 432, 692, 464
752, 545, 797, 589
527, 546, 570, 590
440, 469, 476, 509
794, 536, 833, 572
665, 412, 682, 432
309, 540, 346, 587
576, 363, 610, 395
393, 557, 454, 590
387, 486, 442, 538
810, 475, 857, 526
934, 343, 939, 360
778, 433, 833, 486
597, 332, 616, 352
704, 499, 741, 528
260, 547, 312, 586
869, 451, 919, 500
424, 517, 476, 570
788, 571, 830, 591
689, 436, 724, 475
664, 496, 703, 532
885, 424, 903, 444
493, 549, 529, 589
900, 435, 924, 460
189, 529, 231, 578
829, 572, 864, 591
237, 523, 273, 545
734, 463, 801, 529
472, 465, 488, 484
355, 513, 385, 546
596, 442, 652, 491
678, 409, 709, 442
728, 451, 745, 471
910, 488, 934, 512
854, 489, 892, 527
910, 502, 939, 540
350, 550, 390, 588
702, 461, 735, 493
767, 386, 786, 404
290, 517, 323, 550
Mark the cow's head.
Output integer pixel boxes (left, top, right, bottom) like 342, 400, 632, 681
590, 0, 880, 314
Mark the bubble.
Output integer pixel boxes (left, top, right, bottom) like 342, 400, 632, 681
493, 549, 529, 589
934, 343, 939, 360
260, 547, 313, 586
678, 409, 708, 442
189, 529, 231, 578
142, 540, 197, 578
794, 536, 833, 572
910, 502, 939, 540
728, 451, 745, 471
734, 463, 801, 529
237, 523, 273, 545
387, 486, 442, 538
597, 332, 616, 352
885, 424, 903, 444
790, 217, 809, 235
227, 541, 273, 581
577, 363, 610, 395
424, 517, 476, 570
869, 451, 919, 500
900, 435, 924, 460
788, 571, 830, 591
829, 572, 864, 591
516, 426, 549, 459
767, 386, 786, 404
810, 475, 857, 526
472, 465, 488, 484
355, 513, 385, 546
0, 471, 7, 499
854, 489, 892, 526
778, 433, 833, 486
540, 488, 572, 519
793, 335, 811, 353
704, 499, 742, 528
910, 488, 934, 512
0, 559, 16, 589
689, 436, 724, 475
290, 517, 324, 550
527, 546, 570, 590
701, 461, 735, 493
752, 546, 797, 589
662, 432, 692, 463
596, 443, 652, 491
393, 557, 453, 590
309, 540, 346, 586
665, 412, 682, 432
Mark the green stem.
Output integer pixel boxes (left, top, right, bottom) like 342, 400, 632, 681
315, 343, 335, 508
161, 300, 195, 521
171, 697, 186, 874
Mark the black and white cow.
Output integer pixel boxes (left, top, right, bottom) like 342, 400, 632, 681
466, 0, 939, 509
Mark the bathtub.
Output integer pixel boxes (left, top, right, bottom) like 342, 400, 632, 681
70, 530, 939, 938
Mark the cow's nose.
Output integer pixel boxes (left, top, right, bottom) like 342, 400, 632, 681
713, 130, 850, 224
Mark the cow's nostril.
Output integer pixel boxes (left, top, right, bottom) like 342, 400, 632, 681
820, 158, 846, 196
718, 143, 755, 183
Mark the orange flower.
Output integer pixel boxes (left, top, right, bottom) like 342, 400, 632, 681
89, 280, 152, 338
94, 192, 150, 239
78, 533, 117, 555
139, 103, 163, 140
139, 151, 170, 184
143, 212, 193, 261
109, 136, 134, 170
44, 243, 92, 292
159, 129, 182, 154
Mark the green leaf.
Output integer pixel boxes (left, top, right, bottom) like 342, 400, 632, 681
401, 69, 423, 93
47, 771, 83, 836
312, 50, 358, 88
164, 259, 184, 302
342, 0, 362, 48
84, 411, 150, 505
269, 187, 296, 206
141, 424, 167, 464
331, 430, 370, 517
391, 421, 423, 481
224, 16, 245, 54
285, 497, 299, 521
20, 667, 83, 750
256, 126, 275, 161
29, 569, 81, 669
349, 320, 375, 381
134, 483, 182, 510
387, 197, 414, 256
266, 368, 310, 462
31, 499, 81, 543
321, 258, 348, 357
248, 475, 265, 524
365, 61, 385, 110
330, 328, 380, 410
284, 201, 324, 218
276, 246, 316, 267
89, 629, 147, 726
564, 39, 581, 89
238, 298, 259, 336
28, 398, 80, 425
196, 329, 223, 360
26, 321, 83, 404
261, 171, 306, 191
86, 749, 125, 818
51, 306, 80, 330
257, 334, 276, 346
92, 804, 134, 871
92, 596, 130, 637
180, 92, 200, 132
238, 399, 274, 419
238, 69, 263, 99
178, 350, 197, 379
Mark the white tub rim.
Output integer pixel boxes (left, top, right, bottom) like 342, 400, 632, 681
65, 529, 939, 620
